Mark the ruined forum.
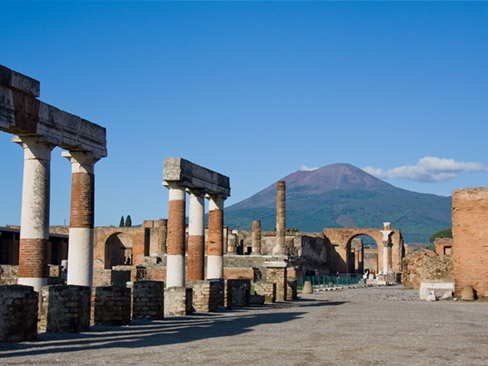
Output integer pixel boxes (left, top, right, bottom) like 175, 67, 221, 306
1, 66, 488, 366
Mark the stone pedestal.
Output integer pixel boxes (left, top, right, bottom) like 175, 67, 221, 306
132, 281, 165, 320
254, 282, 276, 304
91, 286, 131, 326
164, 287, 193, 317
225, 279, 251, 308
302, 280, 313, 294
0, 285, 38, 341
190, 279, 225, 313
264, 261, 288, 302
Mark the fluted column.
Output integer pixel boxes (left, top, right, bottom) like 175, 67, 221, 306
187, 189, 205, 281
166, 185, 186, 287
63, 151, 99, 287
14, 136, 54, 292
273, 181, 286, 255
207, 195, 224, 279
252, 220, 262, 255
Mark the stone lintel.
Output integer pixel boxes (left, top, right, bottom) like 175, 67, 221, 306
163, 157, 230, 198
0, 65, 40, 97
264, 261, 288, 268
0, 85, 107, 158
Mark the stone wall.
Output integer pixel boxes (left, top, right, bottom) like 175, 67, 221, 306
223, 267, 255, 280
190, 279, 225, 313
402, 249, 453, 289
452, 188, 488, 297
39, 285, 90, 333
225, 279, 251, 308
265, 265, 287, 302
0, 265, 18, 285
254, 282, 275, 304
91, 286, 131, 326
165, 287, 193, 317
435, 238, 453, 256
0, 285, 38, 341
132, 281, 165, 320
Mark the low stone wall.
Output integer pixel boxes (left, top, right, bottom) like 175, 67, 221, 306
91, 286, 131, 326
190, 279, 225, 313
254, 282, 276, 304
225, 279, 251, 308
164, 287, 193, 317
402, 249, 453, 289
39, 285, 90, 333
0, 265, 18, 285
0, 285, 38, 341
286, 279, 298, 300
132, 281, 165, 320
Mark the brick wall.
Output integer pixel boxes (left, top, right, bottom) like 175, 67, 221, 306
402, 249, 453, 289
91, 286, 131, 326
0, 285, 38, 341
39, 285, 90, 333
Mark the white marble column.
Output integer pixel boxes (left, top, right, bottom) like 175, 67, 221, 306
14, 136, 54, 292
62, 151, 99, 287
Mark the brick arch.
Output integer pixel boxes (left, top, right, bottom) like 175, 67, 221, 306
323, 227, 403, 273
104, 232, 134, 269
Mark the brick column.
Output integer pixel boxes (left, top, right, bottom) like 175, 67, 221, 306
166, 185, 186, 287
14, 136, 54, 292
252, 220, 262, 255
187, 190, 205, 281
274, 181, 286, 255
63, 151, 99, 287
207, 195, 224, 279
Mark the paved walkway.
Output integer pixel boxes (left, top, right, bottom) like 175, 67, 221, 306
1, 286, 488, 365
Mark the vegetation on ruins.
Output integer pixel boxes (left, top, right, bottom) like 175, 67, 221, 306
428, 229, 452, 244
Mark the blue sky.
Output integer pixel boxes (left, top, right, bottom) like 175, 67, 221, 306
1, 1, 487, 226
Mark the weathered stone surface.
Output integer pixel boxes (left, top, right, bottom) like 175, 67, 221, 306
419, 282, 454, 301
39, 285, 90, 333
163, 158, 230, 197
461, 286, 475, 301
302, 280, 313, 294
0, 65, 40, 97
164, 287, 193, 317
91, 286, 131, 326
264, 263, 287, 302
402, 249, 452, 289
286, 279, 298, 300
190, 279, 225, 313
132, 281, 164, 320
254, 282, 276, 304
225, 279, 251, 308
0, 285, 38, 342
0, 265, 18, 285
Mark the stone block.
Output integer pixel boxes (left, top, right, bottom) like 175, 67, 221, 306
302, 280, 313, 294
0, 65, 40, 97
254, 282, 276, 304
91, 286, 131, 326
225, 279, 251, 308
132, 281, 164, 320
286, 279, 298, 300
0, 285, 38, 342
190, 279, 225, 313
39, 285, 90, 333
264, 264, 287, 301
164, 287, 193, 317
419, 282, 454, 301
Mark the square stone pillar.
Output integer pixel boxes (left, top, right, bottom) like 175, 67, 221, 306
264, 261, 288, 302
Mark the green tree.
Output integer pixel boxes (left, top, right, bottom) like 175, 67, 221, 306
119, 216, 125, 227
125, 215, 132, 227
429, 228, 452, 244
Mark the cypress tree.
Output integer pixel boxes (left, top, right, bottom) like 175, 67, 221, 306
119, 216, 125, 227
125, 215, 132, 227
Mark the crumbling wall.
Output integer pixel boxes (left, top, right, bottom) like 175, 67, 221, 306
402, 249, 453, 289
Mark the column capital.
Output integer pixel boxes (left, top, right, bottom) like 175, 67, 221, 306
62, 151, 100, 174
187, 188, 205, 197
380, 229, 393, 244
12, 136, 54, 158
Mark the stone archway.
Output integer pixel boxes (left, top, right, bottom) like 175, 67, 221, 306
104, 233, 134, 269
346, 234, 379, 274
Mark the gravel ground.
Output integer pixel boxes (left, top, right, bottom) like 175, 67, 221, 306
1, 286, 488, 366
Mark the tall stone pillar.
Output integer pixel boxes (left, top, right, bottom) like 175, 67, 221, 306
166, 185, 186, 287
380, 222, 393, 274
273, 181, 286, 255
14, 137, 54, 292
207, 195, 224, 279
62, 151, 98, 287
187, 190, 205, 281
251, 220, 262, 255
227, 232, 237, 254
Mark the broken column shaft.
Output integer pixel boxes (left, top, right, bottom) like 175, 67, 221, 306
252, 220, 262, 255
274, 181, 286, 255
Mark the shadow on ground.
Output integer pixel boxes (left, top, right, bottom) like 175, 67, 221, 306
0, 299, 346, 359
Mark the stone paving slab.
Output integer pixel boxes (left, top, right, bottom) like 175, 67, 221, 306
1, 286, 488, 365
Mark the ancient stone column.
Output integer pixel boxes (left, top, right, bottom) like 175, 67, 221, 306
251, 220, 262, 255
14, 136, 54, 292
166, 185, 186, 287
227, 232, 237, 254
273, 181, 286, 255
380, 222, 393, 274
63, 151, 98, 287
187, 190, 205, 281
207, 195, 224, 279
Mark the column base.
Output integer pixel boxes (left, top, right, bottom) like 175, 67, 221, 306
17, 277, 48, 292
164, 287, 193, 317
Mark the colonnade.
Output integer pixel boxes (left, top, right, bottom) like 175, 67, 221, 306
14, 136, 101, 291
165, 184, 226, 287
